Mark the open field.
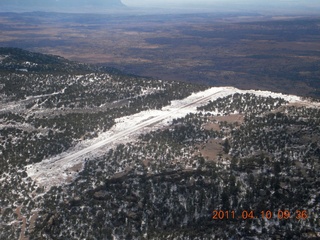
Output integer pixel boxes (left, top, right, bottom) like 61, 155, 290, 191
0, 12, 319, 97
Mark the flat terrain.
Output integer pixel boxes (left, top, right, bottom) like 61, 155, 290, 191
0, 12, 319, 97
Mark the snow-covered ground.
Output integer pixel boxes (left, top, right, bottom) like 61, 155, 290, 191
0, 88, 66, 114
26, 86, 311, 189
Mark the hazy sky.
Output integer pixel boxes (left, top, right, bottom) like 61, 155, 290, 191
122, 0, 320, 11
0, 0, 319, 13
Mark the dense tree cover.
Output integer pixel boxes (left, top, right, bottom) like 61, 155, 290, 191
24, 96, 320, 240
198, 93, 288, 116
0, 48, 211, 239
1, 49, 319, 239
1, 88, 319, 239
0, 69, 208, 173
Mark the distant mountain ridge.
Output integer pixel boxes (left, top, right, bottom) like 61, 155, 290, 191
0, 47, 124, 74
0, 0, 125, 12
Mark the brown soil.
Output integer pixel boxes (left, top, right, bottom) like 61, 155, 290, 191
28, 211, 38, 232
15, 206, 28, 240
199, 138, 223, 162
68, 162, 83, 172
213, 114, 244, 124
203, 122, 220, 131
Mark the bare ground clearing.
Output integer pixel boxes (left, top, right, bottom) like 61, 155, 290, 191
199, 138, 223, 162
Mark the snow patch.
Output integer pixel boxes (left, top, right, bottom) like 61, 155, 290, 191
25, 86, 312, 190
